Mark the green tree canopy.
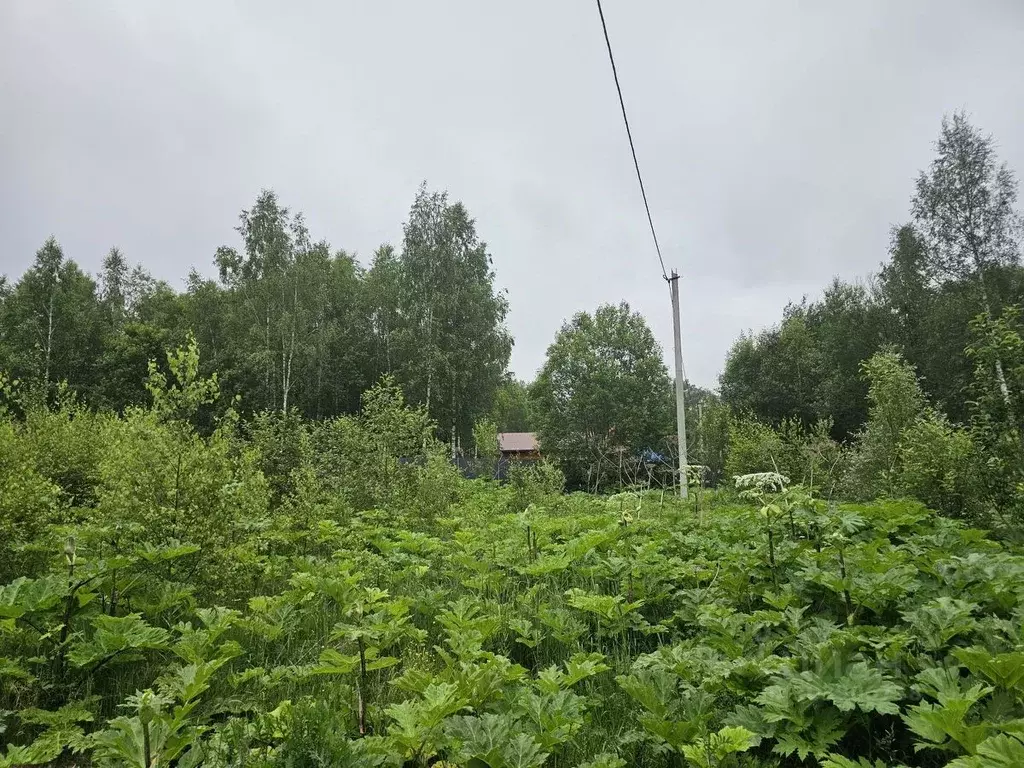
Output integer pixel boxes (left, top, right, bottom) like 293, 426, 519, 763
490, 377, 535, 433
0, 238, 103, 397
371, 184, 512, 447
912, 110, 1023, 301
532, 302, 673, 488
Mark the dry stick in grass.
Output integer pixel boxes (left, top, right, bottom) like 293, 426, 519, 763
357, 637, 367, 735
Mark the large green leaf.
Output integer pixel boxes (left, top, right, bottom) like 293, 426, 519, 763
0, 657, 33, 682
575, 754, 626, 768
446, 713, 510, 766
681, 726, 757, 767
502, 732, 549, 768
771, 709, 846, 760
66, 613, 171, 667
902, 665, 994, 755
821, 755, 889, 768
0, 576, 67, 619
0, 741, 63, 768
903, 597, 979, 651
947, 733, 1024, 767
788, 662, 902, 714
954, 647, 1024, 693
903, 701, 991, 755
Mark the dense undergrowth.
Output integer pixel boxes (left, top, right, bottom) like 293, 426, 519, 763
4, 353, 1024, 767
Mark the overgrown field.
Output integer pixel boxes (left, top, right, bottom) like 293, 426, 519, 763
4, 358, 1024, 767
6, 468, 1024, 766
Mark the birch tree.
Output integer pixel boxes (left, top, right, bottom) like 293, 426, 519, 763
216, 190, 312, 413
99, 246, 129, 330
33, 238, 63, 387
912, 111, 1024, 404
388, 185, 512, 447
365, 245, 403, 378
0, 238, 102, 394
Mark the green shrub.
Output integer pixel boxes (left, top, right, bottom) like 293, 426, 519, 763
726, 415, 846, 495
0, 419, 62, 581
21, 388, 108, 509
896, 410, 985, 522
845, 349, 926, 499
245, 409, 310, 503
311, 376, 460, 523
507, 459, 565, 513
725, 414, 785, 479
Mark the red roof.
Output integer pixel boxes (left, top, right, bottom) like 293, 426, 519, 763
498, 432, 539, 453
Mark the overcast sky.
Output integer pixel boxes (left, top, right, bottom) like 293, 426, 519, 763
2, 2, 1023, 387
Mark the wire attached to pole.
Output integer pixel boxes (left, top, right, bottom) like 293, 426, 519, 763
595, 0, 668, 282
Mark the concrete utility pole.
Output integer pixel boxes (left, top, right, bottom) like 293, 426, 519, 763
669, 271, 688, 498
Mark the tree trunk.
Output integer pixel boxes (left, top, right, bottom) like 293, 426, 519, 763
282, 305, 296, 414
976, 258, 1013, 407
315, 334, 324, 420
44, 289, 56, 387
265, 306, 272, 407
282, 342, 292, 413
425, 306, 433, 413
981, 290, 1012, 407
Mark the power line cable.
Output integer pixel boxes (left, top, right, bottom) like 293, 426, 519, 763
595, 0, 668, 282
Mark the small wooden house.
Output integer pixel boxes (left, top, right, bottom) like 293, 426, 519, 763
495, 432, 540, 479
498, 432, 541, 461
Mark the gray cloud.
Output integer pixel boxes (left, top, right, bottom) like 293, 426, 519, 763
2, 1, 1023, 386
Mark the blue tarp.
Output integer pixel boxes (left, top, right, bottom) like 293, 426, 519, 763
639, 449, 667, 464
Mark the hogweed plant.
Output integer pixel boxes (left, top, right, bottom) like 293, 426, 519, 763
6, 360, 1024, 766
734, 472, 791, 578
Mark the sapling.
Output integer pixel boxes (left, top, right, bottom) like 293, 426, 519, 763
687, 465, 707, 520
56, 536, 83, 681
734, 472, 790, 580
829, 532, 856, 626
326, 587, 417, 736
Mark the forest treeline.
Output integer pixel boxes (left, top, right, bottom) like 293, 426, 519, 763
701, 111, 1024, 529
3, 111, 1024, 527
0, 184, 513, 446
720, 109, 1023, 439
